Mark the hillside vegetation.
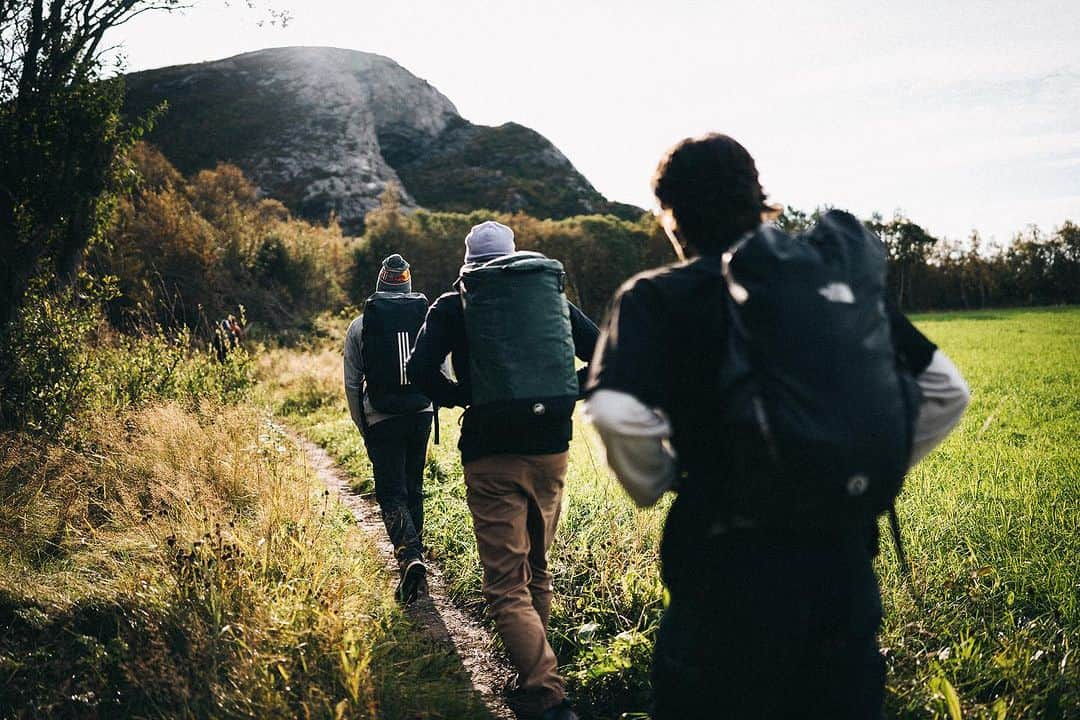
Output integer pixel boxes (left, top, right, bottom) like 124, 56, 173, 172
352, 189, 671, 319
268, 307, 1080, 720
82, 142, 667, 333
82, 141, 1080, 348
91, 142, 353, 335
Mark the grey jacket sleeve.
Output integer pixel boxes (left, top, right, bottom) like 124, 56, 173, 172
585, 389, 676, 507
910, 349, 971, 464
343, 316, 365, 432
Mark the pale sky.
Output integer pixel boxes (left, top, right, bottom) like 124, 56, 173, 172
106, 0, 1080, 244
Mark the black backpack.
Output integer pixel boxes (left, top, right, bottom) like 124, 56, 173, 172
712, 210, 920, 532
458, 252, 580, 426
361, 292, 431, 415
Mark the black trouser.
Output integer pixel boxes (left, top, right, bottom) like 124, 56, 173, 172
363, 413, 433, 566
653, 531, 884, 720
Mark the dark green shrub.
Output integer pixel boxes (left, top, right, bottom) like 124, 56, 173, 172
0, 271, 254, 438
0, 272, 115, 435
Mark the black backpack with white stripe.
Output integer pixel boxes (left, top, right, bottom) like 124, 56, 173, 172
361, 292, 431, 415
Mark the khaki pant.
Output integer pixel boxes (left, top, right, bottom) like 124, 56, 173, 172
463, 452, 568, 714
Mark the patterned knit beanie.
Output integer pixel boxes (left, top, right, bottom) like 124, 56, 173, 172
376, 254, 412, 293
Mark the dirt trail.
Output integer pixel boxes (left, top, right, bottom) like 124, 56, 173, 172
292, 433, 516, 720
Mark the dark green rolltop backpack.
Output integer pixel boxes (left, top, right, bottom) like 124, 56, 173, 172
361, 291, 431, 415
711, 210, 920, 533
458, 251, 579, 425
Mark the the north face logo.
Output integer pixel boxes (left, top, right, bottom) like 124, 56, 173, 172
818, 282, 855, 304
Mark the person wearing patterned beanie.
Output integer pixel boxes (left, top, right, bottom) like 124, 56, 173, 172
344, 253, 433, 604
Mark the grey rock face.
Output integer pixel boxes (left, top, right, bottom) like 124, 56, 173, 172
123, 46, 641, 232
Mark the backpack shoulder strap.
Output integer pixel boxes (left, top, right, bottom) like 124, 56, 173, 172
887, 504, 911, 582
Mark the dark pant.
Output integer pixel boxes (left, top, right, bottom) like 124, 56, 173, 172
363, 413, 432, 565
653, 532, 885, 720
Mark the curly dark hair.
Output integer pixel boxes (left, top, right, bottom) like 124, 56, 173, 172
652, 133, 773, 255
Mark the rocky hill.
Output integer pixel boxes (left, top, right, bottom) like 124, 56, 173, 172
123, 47, 641, 233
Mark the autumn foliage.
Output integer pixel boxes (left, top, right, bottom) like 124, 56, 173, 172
93, 143, 353, 333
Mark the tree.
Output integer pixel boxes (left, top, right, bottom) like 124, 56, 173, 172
0, 1, 196, 337
0, 0, 290, 335
866, 212, 938, 310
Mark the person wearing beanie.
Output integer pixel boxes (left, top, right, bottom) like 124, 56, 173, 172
344, 254, 434, 604
406, 221, 597, 720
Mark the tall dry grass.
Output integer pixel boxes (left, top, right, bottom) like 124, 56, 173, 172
0, 400, 489, 718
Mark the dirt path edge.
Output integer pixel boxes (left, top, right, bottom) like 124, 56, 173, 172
291, 432, 517, 720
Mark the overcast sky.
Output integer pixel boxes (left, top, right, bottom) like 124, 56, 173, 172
106, 0, 1079, 243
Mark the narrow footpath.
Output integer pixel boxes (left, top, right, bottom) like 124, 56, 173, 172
292, 433, 517, 720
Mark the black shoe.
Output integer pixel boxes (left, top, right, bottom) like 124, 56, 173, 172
396, 559, 427, 605
540, 700, 579, 720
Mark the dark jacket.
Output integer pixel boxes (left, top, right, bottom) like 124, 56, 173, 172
407, 289, 599, 463
586, 256, 937, 581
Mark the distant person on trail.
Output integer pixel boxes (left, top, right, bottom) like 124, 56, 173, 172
585, 134, 970, 719
407, 221, 598, 720
213, 314, 244, 362
344, 254, 433, 604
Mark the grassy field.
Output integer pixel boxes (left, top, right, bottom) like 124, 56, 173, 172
265, 306, 1079, 720
0, 399, 493, 718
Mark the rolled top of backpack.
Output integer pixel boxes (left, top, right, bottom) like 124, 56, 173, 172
460, 251, 563, 278
366, 290, 428, 305
458, 250, 577, 411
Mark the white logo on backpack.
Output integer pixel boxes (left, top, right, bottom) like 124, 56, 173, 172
818, 282, 855, 304
397, 331, 411, 386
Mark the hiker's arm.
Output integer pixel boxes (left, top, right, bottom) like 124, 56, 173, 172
343, 317, 366, 433
888, 307, 971, 464
569, 302, 601, 392
888, 306, 937, 375
586, 390, 676, 507
910, 350, 970, 464
407, 297, 469, 409
586, 278, 674, 506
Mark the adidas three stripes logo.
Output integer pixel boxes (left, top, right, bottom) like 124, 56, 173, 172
397, 331, 411, 386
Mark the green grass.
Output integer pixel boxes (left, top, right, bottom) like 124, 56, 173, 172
268, 306, 1079, 719
879, 307, 1079, 719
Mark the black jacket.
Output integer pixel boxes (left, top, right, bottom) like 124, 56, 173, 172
407, 289, 599, 463
586, 257, 937, 575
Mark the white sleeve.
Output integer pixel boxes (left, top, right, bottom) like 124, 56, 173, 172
910, 349, 971, 465
584, 389, 677, 507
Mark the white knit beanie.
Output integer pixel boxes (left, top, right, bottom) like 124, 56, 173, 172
464, 221, 516, 264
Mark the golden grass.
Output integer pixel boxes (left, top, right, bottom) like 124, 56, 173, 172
0, 400, 488, 718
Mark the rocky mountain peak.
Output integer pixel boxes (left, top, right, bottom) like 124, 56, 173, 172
123, 46, 641, 233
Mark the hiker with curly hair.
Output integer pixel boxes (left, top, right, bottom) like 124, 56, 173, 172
586, 134, 970, 719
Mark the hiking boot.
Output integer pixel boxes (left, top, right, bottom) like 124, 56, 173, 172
396, 558, 427, 605
540, 699, 579, 720
506, 688, 578, 720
